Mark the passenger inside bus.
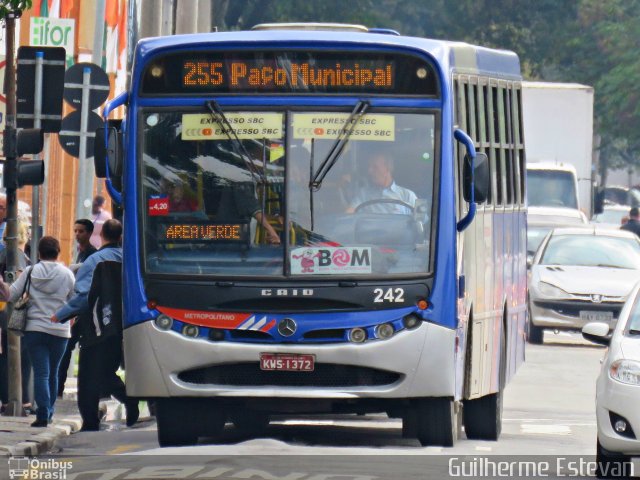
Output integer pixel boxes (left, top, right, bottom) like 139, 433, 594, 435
159, 176, 199, 213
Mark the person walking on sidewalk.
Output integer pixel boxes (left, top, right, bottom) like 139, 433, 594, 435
57, 219, 98, 398
52, 219, 139, 431
0, 236, 75, 427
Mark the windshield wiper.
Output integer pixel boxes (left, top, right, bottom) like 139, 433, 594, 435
628, 328, 640, 336
205, 100, 267, 185
309, 100, 369, 191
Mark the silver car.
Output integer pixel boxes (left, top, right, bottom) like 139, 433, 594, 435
528, 227, 640, 344
581, 281, 640, 476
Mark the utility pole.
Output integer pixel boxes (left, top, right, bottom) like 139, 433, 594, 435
2, 1, 50, 416
3, 8, 23, 417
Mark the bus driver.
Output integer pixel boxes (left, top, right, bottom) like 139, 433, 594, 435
346, 153, 417, 215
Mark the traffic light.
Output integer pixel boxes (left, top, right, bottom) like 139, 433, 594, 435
2, 127, 45, 188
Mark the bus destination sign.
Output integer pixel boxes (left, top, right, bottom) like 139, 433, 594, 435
182, 60, 393, 90
142, 51, 439, 96
159, 222, 249, 243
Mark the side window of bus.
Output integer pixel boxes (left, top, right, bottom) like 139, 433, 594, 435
476, 79, 491, 205
454, 76, 469, 218
488, 82, 502, 206
499, 85, 514, 206
515, 86, 526, 205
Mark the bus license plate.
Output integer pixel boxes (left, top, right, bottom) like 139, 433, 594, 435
260, 353, 315, 372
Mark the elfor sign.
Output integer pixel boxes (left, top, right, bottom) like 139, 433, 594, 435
30, 17, 75, 65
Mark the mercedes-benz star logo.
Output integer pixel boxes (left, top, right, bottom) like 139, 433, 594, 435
278, 318, 297, 337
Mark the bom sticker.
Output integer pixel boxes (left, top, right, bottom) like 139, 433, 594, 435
291, 247, 371, 275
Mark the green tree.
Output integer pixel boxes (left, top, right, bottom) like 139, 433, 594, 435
0, 0, 31, 19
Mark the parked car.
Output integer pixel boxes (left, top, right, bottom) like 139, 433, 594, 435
581, 282, 640, 477
528, 227, 640, 344
591, 205, 631, 229
527, 206, 589, 266
603, 185, 640, 207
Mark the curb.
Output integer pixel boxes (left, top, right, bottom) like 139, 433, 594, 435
0, 417, 81, 456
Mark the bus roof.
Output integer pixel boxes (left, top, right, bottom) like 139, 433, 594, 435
135, 30, 522, 80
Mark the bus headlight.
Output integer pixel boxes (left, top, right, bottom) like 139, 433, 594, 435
155, 314, 173, 330
375, 323, 394, 339
182, 325, 200, 338
349, 327, 367, 343
403, 314, 421, 329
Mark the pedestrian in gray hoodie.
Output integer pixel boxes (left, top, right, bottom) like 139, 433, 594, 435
0, 236, 75, 427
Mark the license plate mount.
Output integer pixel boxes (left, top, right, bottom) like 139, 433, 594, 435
260, 353, 315, 372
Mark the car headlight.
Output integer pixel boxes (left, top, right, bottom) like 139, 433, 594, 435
610, 359, 640, 385
537, 281, 569, 299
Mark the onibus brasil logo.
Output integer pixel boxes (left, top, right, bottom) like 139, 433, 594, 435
8, 456, 72, 479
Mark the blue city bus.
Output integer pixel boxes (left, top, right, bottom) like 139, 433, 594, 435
97, 23, 527, 447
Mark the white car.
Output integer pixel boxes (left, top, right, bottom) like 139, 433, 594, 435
527, 206, 589, 266
528, 227, 640, 344
582, 282, 640, 477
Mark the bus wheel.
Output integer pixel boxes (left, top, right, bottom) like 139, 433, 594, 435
230, 410, 270, 435
463, 391, 503, 440
156, 399, 200, 447
464, 325, 505, 440
412, 397, 457, 447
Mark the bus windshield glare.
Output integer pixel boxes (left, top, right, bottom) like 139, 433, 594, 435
142, 109, 435, 277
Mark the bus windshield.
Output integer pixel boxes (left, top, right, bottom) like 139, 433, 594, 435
141, 109, 435, 277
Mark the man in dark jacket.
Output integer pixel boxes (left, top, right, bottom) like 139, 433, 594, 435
58, 219, 98, 397
52, 219, 138, 431
621, 207, 640, 237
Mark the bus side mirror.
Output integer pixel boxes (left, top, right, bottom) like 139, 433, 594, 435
94, 124, 123, 178
463, 152, 489, 204
593, 187, 604, 216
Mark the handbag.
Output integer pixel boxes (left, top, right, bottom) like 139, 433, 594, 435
7, 267, 33, 335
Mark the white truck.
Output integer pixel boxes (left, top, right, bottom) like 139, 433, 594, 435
522, 82, 596, 217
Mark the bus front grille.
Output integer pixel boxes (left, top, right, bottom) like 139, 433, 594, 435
177, 363, 402, 387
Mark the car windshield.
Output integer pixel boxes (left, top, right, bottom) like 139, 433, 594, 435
628, 293, 640, 333
141, 109, 436, 277
527, 226, 552, 255
540, 234, 640, 269
527, 170, 577, 209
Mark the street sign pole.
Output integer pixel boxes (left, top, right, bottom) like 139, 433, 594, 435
75, 68, 94, 224
30, 52, 44, 264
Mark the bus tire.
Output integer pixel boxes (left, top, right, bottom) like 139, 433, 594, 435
156, 398, 200, 447
463, 391, 502, 440
230, 410, 270, 435
414, 397, 457, 447
464, 323, 505, 440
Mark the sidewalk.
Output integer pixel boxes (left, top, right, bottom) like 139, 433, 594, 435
0, 377, 150, 456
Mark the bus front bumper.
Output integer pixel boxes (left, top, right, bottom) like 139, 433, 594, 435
123, 320, 457, 400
